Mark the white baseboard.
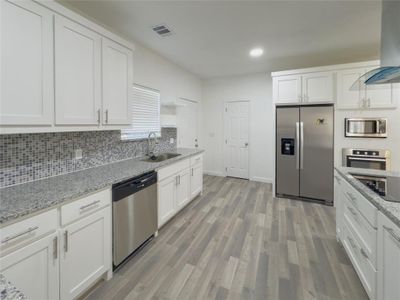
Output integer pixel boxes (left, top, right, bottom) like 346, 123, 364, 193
203, 170, 224, 177
250, 176, 274, 184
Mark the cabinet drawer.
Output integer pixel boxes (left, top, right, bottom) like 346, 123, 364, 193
190, 154, 203, 166
61, 189, 111, 226
343, 197, 377, 267
342, 178, 377, 227
342, 220, 377, 299
157, 158, 190, 181
0, 209, 57, 255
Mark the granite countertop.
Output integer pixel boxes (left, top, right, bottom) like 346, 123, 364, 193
335, 166, 400, 227
0, 274, 26, 300
0, 148, 204, 226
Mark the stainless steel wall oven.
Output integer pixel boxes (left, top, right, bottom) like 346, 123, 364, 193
342, 148, 391, 171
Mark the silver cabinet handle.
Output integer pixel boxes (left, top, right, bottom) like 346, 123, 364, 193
303, 94, 308, 102
348, 206, 357, 217
97, 109, 101, 124
175, 175, 179, 185
64, 231, 68, 253
348, 236, 357, 249
1, 226, 39, 244
346, 192, 357, 204
191, 168, 194, 176
80, 200, 100, 211
367, 98, 371, 108
298, 94, 302, 102
53, 236, 58, 259
383, 225, 400, 243
105, 109, 109, 124
296, 122, 300, 170
178, 175, 181, 185
300, 122, 304, 170
360, 247, 369, 259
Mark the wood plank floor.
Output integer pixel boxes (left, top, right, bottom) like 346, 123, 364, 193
85, 175, 368, 300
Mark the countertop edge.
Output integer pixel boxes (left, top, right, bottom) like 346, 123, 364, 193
335, 167, 400, 227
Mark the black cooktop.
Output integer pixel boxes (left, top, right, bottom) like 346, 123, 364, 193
351, 174, 400, 203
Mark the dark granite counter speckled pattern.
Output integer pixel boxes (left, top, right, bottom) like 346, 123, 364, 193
335, 167, 400, 227
0, 274, 26, 300
0, 148, 204, 226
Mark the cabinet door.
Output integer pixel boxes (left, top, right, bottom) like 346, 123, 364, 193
0, 0, 53, 125
158, 176, 177, 228
176, 168, 191, 210
102, 38, 132, 125
0, 232, 59, 300
302, 72, 334, 103
378, 212, 400, 300
55, 15, 101, 125
336, 68, 365, 109
273, 75, 302, 104
191, 163, 203, 199
365, 67, 398, 109
60, 207, 111, 300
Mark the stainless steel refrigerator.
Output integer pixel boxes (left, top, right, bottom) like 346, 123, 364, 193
276, 105, 334, 205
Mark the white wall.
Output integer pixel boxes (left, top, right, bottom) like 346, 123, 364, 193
202, 73, 274, 182
335, 107, 400, 172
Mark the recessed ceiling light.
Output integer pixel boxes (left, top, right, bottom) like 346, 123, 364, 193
249, 47, 264, 57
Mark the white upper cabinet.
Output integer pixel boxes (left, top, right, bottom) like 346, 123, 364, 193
273, 71, 334, 104
336, 68, 364, 109
302, 72, 334, 103
55, 15, 102, 125
336, 66, 398, 109
0, 0, 53, 125
102, 38, 133, 125
273, 75, 302, 104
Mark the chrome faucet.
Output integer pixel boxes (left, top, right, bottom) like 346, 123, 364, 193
147, 132, 158, 157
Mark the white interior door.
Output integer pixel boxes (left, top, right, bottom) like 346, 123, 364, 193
176, 99, 199, 148
224, 101, 250, 179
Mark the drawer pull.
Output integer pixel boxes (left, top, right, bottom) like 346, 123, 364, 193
334, 176, 341, 183
80, 200, 100, 211
348, 236, 357, 249
360, 247, 369, 259
383, 225, 400, 243
348, 206, 357, 217
346, 192, 357, 204
1, 226, 39, 244
53, 236, 58, 259
64, 231, 68, 252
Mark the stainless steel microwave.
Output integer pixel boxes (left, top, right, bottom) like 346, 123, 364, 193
345, 118, 387, 138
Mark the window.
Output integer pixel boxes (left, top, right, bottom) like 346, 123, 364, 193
121, 85, 161, 140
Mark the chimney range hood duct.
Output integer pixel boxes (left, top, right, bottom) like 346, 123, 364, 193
351, 0, 400, 89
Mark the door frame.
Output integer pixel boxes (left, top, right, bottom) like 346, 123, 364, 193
223, 100, 251, 179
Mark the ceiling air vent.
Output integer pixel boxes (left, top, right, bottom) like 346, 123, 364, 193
152, 24, 173, 37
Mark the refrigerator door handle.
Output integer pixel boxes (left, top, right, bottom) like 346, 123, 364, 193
296, 122, 300, 170
300, 122, 304, 169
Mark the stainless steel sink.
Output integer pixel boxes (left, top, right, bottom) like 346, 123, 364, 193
141, 153, 181, 163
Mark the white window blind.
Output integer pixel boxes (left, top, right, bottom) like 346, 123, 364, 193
121, 85, 160, 140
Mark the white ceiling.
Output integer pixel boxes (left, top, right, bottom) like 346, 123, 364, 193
62, 0, 382, 79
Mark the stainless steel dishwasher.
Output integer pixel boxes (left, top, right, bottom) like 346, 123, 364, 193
112, 171, 157, 268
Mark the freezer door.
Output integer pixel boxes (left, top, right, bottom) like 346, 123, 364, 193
299, 106, 334, 203
276, 107, 299, 197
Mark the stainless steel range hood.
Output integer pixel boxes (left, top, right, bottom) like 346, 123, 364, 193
353, 0, 400, 87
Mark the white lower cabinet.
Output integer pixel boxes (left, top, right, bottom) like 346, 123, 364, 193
191, 162, 203, 199
0, 189, 112, 300
0, 232, 59, 300
377, 212, 400, 300
60, 206, 111, 300
158, 175, 177, 227
158, 154, 203, 228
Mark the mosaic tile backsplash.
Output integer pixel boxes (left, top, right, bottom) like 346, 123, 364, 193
0, 128, 177, 187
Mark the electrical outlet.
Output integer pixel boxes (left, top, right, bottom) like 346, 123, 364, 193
169, 138, 175, 144
74, 149, 83, 160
